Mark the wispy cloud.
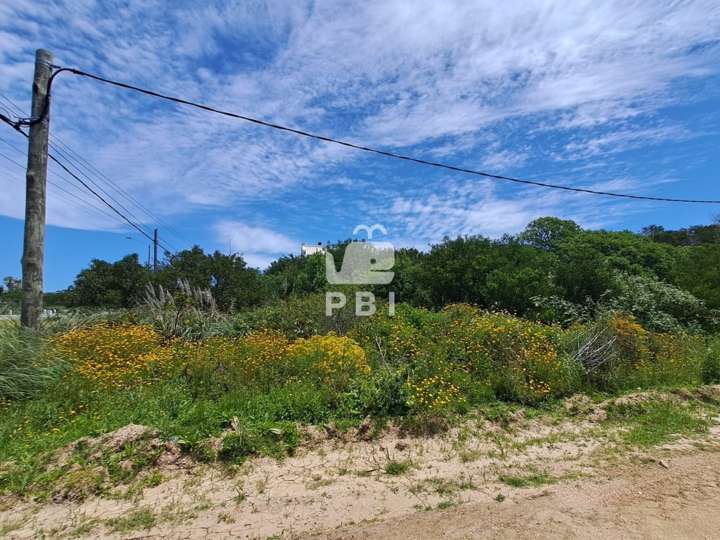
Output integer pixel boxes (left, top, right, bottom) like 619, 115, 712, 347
382, 175, 645, 244
0, 0, 717, 241
562, 125, 693, 159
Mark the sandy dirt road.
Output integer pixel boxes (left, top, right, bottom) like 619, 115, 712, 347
316, 450, 720, 540
3, 392, 720, 539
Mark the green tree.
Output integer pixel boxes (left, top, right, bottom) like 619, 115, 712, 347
374, 247, 431, 306
208, 251, 265, 310
553, 237, 614, 304
69, 254, 150, 307
156, 246, 212, 290
156, 246, 264, 310
674, 245, 720, 309
643, 223, 720, 246
559, 230, 678, 281
414, 236, 556, 313
265, 253, 326, 298
519, 217, 581, 250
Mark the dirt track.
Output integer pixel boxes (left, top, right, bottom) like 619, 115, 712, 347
317, 450, 720, 540
3, 396, 720, 539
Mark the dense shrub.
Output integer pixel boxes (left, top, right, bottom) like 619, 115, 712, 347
702, 336, 720, 383
564, 313, 707, 391
343, 364, 408, 416
404, 370, 464, 411
286, 333, 370, 391
46, 303, 719, 412
173, 330, 369, 397
609, 273, 715, 332
233, 293, 359, 338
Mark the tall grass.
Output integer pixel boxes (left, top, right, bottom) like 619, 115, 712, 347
0, 323, 66, 400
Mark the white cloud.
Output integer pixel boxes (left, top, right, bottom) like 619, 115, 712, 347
214, 220, 297, 268
0, 0, 717, 236
481, 148, 530, 170
241, 252, 279, 270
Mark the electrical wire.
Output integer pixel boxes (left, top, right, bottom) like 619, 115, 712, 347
0, 119, 174, 252
0, 148, 127, 226
0, 134, 135, 227
0, 92, 184, 251
47, 150, 175, 252
9, 65, 717, 204
47, 142, 160, 239
48, 135, 188, 248
0, 92, 185, 250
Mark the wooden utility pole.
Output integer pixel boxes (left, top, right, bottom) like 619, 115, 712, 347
153, 228, 158, 271
21, 49, 53, 330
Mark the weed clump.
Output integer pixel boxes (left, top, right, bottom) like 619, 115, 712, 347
218, 421, 299, 464
384, 459, 413, 476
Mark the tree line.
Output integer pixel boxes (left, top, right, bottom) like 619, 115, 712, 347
6, 216, 719, 331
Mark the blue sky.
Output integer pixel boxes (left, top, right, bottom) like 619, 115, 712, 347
1, 0, 719, 291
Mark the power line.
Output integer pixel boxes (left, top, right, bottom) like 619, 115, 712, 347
0, 147, 126, 226
0, 133, 133, 226
48, 135, 187, 249
0, 94, 24, 119
0, 144, 142, 233
47, 142, 158, 237
48, 149, 175, 252
9, 65, 718, 204
0, 92, 186, 250
0, 120, 174, 252
1, 154, 157, 258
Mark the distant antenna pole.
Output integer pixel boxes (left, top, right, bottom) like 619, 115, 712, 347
21, 49, 53, 330
153, 228, 158, 271
147, 244, 151, 268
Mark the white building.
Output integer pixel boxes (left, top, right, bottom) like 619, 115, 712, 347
301, 242, 327, 256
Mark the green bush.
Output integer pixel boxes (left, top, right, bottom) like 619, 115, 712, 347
703, 337, 720, 383
353, 304, 583, 406
609, 273, 715, 332
343, 364, 409, 417
565, 313, 707, 391
233, 293, 359, 338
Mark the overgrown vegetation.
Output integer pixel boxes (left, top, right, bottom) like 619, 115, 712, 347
1, 217, 720, 500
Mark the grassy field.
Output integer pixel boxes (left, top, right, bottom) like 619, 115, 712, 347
1, 297, 720, 502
